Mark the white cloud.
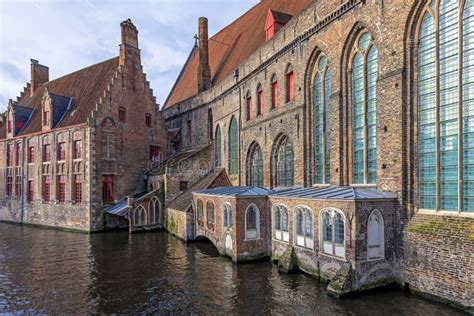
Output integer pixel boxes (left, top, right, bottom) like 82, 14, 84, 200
0, 0, 258, 111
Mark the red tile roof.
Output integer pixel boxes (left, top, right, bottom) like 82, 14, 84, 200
3, 57, 119, 138
163, 0, 313, 109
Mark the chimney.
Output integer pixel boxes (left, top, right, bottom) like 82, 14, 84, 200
197, 17, 211, 93
30, 59, 49, 97
119, 18, 139, 66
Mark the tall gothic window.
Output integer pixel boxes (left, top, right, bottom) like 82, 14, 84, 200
418, 0, 474, 212
223, 203, 232, 229
215, 125, 222, 167
273, 205, 289, 242
245, 204, 260, 239
321, 209, 345, 258
351, 32, 378, 184
314, 54, 331, 184
295, 206, 313, 249
247, 143, 263, 187
272, 135, 294, 187
228, 116, 238, 175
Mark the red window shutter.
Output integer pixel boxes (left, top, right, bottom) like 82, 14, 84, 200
15, 121, 23, 129
258, 91, 263, 115
246, 97, 252, 121
272, 82, 278, 109
287, 72, 294, 102
102, 175, 115, 204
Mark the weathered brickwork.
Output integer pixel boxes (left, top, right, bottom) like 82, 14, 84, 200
163, 0, 473, 310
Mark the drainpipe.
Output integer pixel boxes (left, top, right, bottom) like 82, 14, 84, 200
20, 139, 26, 224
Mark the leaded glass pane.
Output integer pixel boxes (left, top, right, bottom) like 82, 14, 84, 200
323, 212, 332, 241
358, 32, 372, 51
334, 213, 344, 244
352, 52, 365, 184
367, 46, 378, 183
278, 138, 294, 187
305, 209, 313, 238
419, 12, 437, 209
325, 69, 332, 183
464, 0, 474, 211
275, 208, 281, 230
229, 117, 238, 175
250, 145, 263, 187
296, 210, 304, 236
247, 207, 256, 230
439, 0, 459, 211
282, 208, 289, 231
314, 72, 324, 183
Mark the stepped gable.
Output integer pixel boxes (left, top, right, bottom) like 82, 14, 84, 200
163, 0, 312, 108
9, 57, 119, 137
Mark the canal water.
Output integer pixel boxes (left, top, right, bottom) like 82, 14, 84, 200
0, 223, 465, 315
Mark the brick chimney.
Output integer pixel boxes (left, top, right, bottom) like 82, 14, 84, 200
30, 59, 49, 97
119, 18, 139, 66
197, 17, 211, 93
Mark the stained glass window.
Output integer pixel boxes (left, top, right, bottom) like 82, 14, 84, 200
228, 117, 238, 175
248, 143, 263, 187
274, 136, 294, 187
215, 125, 222, 167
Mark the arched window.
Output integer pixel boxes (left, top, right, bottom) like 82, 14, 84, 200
351, 32, 378, 184
223, 203, 232, 229
367, 210, 384, 260
245, 204, 260, 239
320, 209, 345, 258
228, 116, 239, 175
418, 0, 474, 212
247, 143, 263, 187
314, 54, 331, 184
246, 91, 252, 121
206, 201, 215, 229
271, 74, 278, 109
134, 205, 146, 226
272, 135, 294, 187
273, 205, 289, 242
101, 118, 116, 160
149, 198, 160, 224
286, 64, 295, 103
295, 206, 313, 249
215, 125, 222, 167
197, 199, 204, 226
257, 84, 264, 116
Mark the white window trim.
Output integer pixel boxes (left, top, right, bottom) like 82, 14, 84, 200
417, 208, 474, 219
367, 209, 385, 261
272, 204, 290, 243
319, 208, 346, 259
245, 203, 260, 241
222, 202, 233, 231
293, 205, 314, 250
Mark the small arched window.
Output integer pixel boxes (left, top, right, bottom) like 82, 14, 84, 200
150, 198, 160, 224
367, 210, 384, 260
295, 206, 313, 249
273, 205, 289, 242
247, 142, 263, 187
245, 204, 260, 240
223, 203, 232, 229
118, 107, 126, 123
246, 91, 252, 121
257, 84, 264, 116
228, 116, 239, 175
206, 201, 215, 229
321, 209, 345, 258
351, 32, 378, 185
272, 135, 294, 187
286, 64, 294, 103
197, 199, 204, 226
271, 74, 278, 109
314, 54, 331, 184
134, 205, 146, 226
215, 125, 222, 167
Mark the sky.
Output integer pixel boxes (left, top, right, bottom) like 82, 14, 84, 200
0, 0, 259, 111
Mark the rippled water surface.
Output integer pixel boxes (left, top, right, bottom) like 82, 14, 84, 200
0, 223, 466, 315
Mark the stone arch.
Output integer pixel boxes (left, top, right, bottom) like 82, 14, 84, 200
270, 132, 294, 188
245, 203, 260, 240
319, 207, 346, 258
293, 205, 314, 249
148, 197, 161, 224
134, 205, 146, 226
367, 209, 385, 260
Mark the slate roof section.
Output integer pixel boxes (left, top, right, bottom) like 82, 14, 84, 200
1, 57, 119, 139
163, 0, 312, 108
270, 9, 294, 25
193, 186, 273, 197
50, 93, 72, 128
13, 104, 34, 135
104, 191, 148, 218
270, 186, 398, 201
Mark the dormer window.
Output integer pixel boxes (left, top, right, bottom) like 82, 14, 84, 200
43, 110, 49, 125
265, 9, 293, 42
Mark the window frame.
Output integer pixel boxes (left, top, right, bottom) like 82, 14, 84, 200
286, 64, 295, 103
319, 208, 346, 259
294, 206, 313, 249
245, 203, 260, 240
367, 209, 385, 261
273, 204, 289, 242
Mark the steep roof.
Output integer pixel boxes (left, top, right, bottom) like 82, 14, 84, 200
3, 57, 119, 138
163, 0, 313, 108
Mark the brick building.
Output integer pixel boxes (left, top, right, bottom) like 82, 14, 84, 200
0, 19, 168, 231
161, 0, 473, 310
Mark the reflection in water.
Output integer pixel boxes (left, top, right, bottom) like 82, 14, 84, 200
0, 223, 465, 315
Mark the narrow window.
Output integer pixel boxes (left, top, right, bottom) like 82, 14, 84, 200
7, 119, 12, 133
257, 85, 264, 116
27, 180, 34, 203
197, 199, 204, 226
246, 94, 252, 121
367, 210, 384, 260
314, 54, 331, 184
43, 110, 49, 125
247, 143, 263, 187
273, 205, 289, 242
57, 142, 66, 161
42, 175, 51, 202
187, 120, 192, 145
215, 125, 222, 167
43, 144, 51, 162
207, 201, 215, 229
6, 176, 12, 198
73, 175, 82, 204
223, 204, 232, 229
351, 32, 378, 184
228, 116, 239, 175
245, 204, 260, 239
295, 207, 313, 249
271, 75, 278, 109
6, 144, 13, 167
28, 146, 34, 163
102, 175, 115, 204
208, 109, 213, 140
286, 65, 294, 103
150, 146, 161, 162
273, 135, 294, 187
145, 113, 152, 127
57, 175, 65, 203
73, 140, 82, 160
15, 143, 22, 166
118, 107, 126, 123
15, 175, 21, 198
321, 209, 345, 258
179, 181, 188, 191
